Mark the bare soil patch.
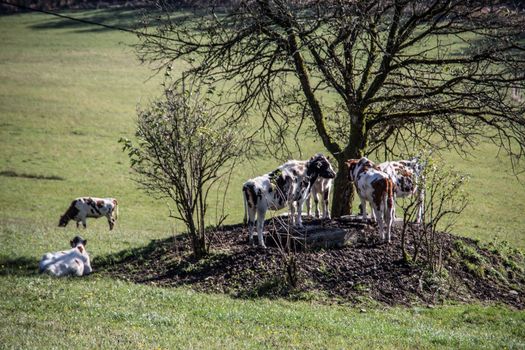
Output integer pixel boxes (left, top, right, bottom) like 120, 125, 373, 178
99, 216, 524, 308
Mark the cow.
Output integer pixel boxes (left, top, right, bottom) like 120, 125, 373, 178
378, 158, 425, 222
59, 197, 118, 230
347, 157, 395, 243
39, 235, 92, 277
305, 176, 333, 219
243, 154, 336, 247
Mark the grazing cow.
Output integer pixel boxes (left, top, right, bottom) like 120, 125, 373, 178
347, 157, 395, 242
39, 236, 92, 277
243, 154, 336, 247
306, 176, 333, 219
59, 197, 118, 230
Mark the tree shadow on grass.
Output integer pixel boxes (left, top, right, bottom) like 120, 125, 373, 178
0, 256, 38, 276
29, 8, 149, 34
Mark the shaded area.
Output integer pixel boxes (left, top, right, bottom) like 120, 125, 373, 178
27, 7, 146, 33
0, 256, 38, 276
99, 217, 525, 308
0, 170, 65, 181
0, 0, 152, 14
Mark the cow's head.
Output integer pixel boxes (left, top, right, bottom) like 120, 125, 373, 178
70, 235, 87, 248
345, 159, 360, 182
59, 200, 79, 228
307, 154, 336, 179
398, 176, 415, 194
58, 215, 69, 227
397, 169, 416, 196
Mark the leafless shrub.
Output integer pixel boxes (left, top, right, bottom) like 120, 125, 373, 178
267, 214, 304, 288
120, 84, 248, 259
400, 157, 469, 274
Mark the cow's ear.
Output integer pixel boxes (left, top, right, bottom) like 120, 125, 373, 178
70, 240, 74, 248
83, 239, 87, 246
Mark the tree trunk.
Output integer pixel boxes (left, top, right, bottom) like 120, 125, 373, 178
191, 234, 207, 259
187, 217, 207, 259
331, 118, 367, 218
331, 158, 355, 217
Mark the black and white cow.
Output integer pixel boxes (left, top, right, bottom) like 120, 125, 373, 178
243, 154, 336, 247
39, 235, 92, 277
305, 176, 333, 219
59, 197, 118, 230
347, 157, 395, 243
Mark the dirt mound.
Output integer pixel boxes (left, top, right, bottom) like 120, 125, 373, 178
99, 217, 524, 308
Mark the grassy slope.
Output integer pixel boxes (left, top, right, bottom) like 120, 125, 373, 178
0, 9, 524, 349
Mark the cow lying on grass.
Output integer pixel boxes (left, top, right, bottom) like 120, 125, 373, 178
59, 197, 118, 230
347, 157, 395, 243
39, 235, 92, 277
243, 154, 336, 247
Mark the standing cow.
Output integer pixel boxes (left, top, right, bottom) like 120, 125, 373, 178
59, 197, 118, 230
305, 176, 333, 219
377, 158, 424, 222
243, 154, 336, 247
347, 157, 395, 243
39, 235, 92, 277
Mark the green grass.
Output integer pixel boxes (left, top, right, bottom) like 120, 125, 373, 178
1, 9, 524, 349
1, 275, 523, 349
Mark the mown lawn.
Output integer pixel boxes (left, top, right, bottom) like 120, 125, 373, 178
0, 8, 524, 349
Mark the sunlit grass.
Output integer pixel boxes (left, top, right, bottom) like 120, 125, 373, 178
0, 275, 523, 349
0, 9, 524, 349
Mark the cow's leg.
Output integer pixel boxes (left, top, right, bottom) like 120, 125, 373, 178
389, 194, 397, 222
256, 207, 267, 248
384, 199, 394, 243
107, 214, 114, 230
372, 205, 385, 241
289, 201, 296, 226
314, 193, 320, 218
322, 188, 330, 219
76, 221, 80, 229
296, 200, 304, 227
305, 194, 312, 217
80, 219, 87, 229
416, 188, 425, 223
360, 198, 368, 221
247, 206, 256, 245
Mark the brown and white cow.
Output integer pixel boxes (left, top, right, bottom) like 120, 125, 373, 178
305, 176, 333, 219
39, 235, 92, 277
243, 154, 336, 247
59, 197, 118, 230
347, 157, 395, 243
378, 158, 424, 222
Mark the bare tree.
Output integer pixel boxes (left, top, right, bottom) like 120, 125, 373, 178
137, 0, 525, 217
120, 85, 247, 258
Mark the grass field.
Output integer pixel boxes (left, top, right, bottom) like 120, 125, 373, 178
1, 9, 524, 349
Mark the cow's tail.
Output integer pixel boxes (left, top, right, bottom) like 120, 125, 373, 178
113, 199, 119, 220
384, 179, 394, 216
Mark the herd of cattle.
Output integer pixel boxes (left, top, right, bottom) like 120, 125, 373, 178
242, 154, 423, 248
40, 154, 422, 276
